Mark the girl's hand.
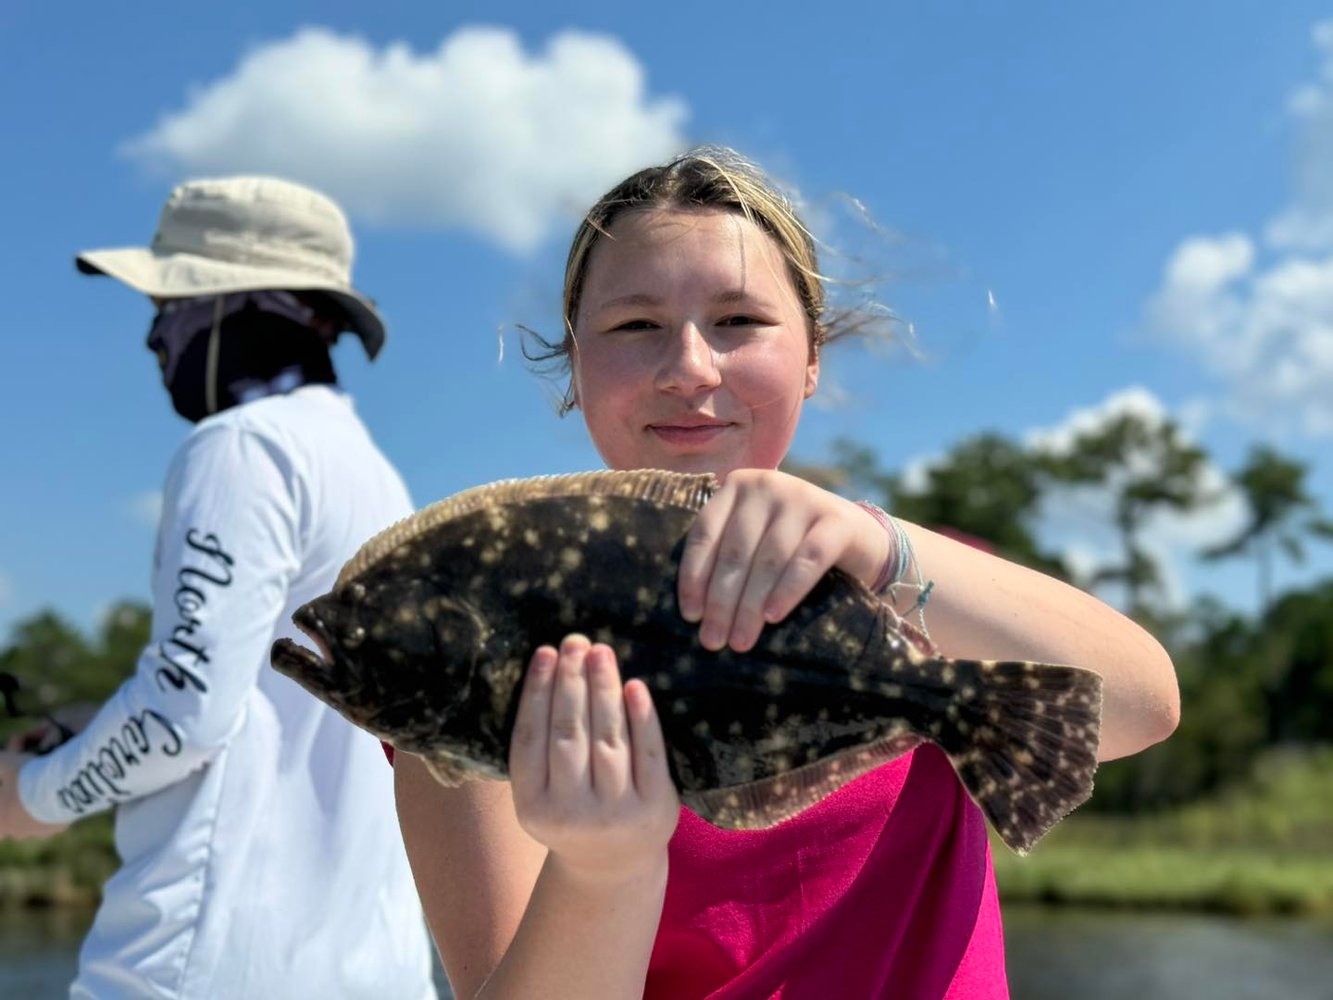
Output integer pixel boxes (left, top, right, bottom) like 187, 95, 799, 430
678, 469, 891, 653
509, 635, 679, 884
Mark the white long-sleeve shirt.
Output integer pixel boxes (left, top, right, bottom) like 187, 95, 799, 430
20, 385, 436, 999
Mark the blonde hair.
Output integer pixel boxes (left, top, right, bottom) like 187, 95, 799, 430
527, 146, 849, 415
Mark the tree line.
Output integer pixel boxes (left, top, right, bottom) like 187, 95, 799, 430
788, 410, 1333, 811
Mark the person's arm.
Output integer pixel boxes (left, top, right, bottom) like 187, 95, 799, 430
7, 423, 300, 830
396, 636, 677, 1000
676, 469, 1179, 763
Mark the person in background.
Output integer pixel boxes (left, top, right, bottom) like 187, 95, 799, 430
0, 176, 437, 999
394, 148, 1181, 999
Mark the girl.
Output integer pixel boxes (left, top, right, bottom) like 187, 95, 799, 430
394, 149, 1179, 999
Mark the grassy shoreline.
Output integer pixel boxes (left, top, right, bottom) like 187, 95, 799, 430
0, 814, 116, 909
994, 745, 1333, 917
994, 842, 1333, 916
6, 748, 1331, 916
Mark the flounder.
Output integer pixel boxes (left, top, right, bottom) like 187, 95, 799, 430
271, 469, 1103, 853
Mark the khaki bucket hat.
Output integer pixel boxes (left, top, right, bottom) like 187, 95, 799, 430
76, 176, 386, 359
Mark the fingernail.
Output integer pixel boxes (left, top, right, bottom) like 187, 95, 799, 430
700, 625, 725, 651
560, 633, 590, 653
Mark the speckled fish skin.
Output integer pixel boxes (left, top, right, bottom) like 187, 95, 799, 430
271, 470, 1104, 854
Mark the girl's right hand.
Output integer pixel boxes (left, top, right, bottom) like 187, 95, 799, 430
509, 634, 680, 883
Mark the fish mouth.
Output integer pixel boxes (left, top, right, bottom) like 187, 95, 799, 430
271, 601, 337, 683
271, 636, 325, 679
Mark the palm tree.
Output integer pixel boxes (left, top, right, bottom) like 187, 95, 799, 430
1037, 412, 1214, 614
1201, 445, 1333, 615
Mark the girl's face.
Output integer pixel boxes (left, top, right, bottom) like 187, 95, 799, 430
571, 208, 819, 478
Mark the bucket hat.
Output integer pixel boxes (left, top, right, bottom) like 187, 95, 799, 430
76, 176, 385, 359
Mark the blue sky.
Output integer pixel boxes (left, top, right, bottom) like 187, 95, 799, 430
3, 1, 1333, 640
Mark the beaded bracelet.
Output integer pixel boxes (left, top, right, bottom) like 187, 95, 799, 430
856, 500, 935, 644
855, 500, 913, 594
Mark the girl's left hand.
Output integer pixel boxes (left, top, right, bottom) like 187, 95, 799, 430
677, 469, 891, 653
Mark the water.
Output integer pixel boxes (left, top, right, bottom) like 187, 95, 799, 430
4, 905, 1331, 998
1004, 905, 1333, 1000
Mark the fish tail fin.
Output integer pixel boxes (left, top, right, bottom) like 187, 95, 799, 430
935, 658, 1103, 854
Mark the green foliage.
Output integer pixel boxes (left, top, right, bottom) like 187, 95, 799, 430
1203, 446, 1333, 613
0, 814, 117, 908
1264, 584, 1333, 742
0, 608, 145, 908
1033, 411, 1215, 613
0, 603, 146, 746
886, 433, 1065, 574
995, 747, 1333, 914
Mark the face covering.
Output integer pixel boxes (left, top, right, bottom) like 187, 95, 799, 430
147, 291, 338, 423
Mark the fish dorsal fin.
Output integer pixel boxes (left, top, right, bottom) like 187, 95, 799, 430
337, 469, 718, 588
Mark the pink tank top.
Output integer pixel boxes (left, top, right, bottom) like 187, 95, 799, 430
645, 745, 1009, 999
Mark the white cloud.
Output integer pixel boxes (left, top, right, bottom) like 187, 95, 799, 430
129, 491, 163, 528
1145, 23, 1333, 436
124, 26, 689, 251
1023, 385, 1169, 457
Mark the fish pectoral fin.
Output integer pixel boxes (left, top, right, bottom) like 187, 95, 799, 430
684, 731, 922, 831
938, 658, 1103, 855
